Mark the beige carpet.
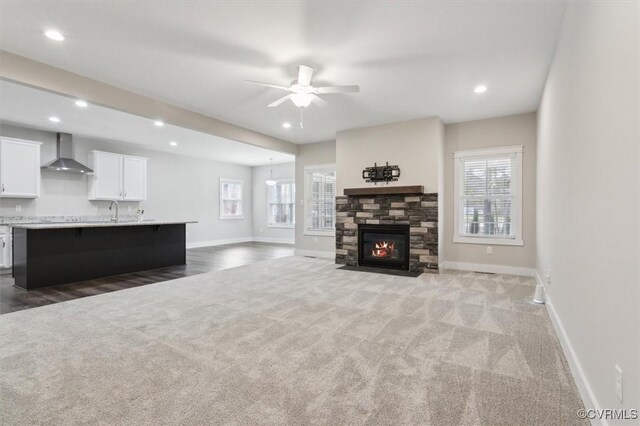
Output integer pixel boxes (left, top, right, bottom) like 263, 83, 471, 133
0, 256, 585, 425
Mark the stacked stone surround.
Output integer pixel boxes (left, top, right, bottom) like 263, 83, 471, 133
335, 192, 438, 273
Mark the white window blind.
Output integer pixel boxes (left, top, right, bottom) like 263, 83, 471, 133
220, 178, 243, 219
305, 166, 336, 233
268, 180, 295, 227
454, 146, 523, 246
462, 157, 513, 237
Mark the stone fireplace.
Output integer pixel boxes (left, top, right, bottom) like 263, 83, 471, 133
335, 186, 438, 274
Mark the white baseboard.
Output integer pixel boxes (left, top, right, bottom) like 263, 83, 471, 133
439, 261, 534, 277
532, 269, 546, 304
294, 249, 334, 259
544, 288, 604, 425
186, 237, 253, 249
252, 237, 294, 244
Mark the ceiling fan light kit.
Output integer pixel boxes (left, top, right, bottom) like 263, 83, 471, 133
246, 65, 360, 128
291, 93, 313, 108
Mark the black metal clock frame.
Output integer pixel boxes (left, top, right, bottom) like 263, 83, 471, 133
362, 162, 401, 184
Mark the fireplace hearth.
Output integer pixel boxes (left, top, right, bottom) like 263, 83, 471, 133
358, 224, 410, 270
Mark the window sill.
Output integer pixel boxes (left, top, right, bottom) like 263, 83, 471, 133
304, 230, 335, 237
267, 224, 295, 229
219, 216, 244, 220
453, 236, 523, 246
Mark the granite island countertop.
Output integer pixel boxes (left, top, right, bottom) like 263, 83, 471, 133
9, 220, 198, 229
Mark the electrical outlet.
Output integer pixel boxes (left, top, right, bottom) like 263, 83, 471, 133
93, 205, 98, 211
546, 269, 552, 286
127, 206, 132, 213
15, 205, 21, 212
486, 246, 492, 254
615, 365, 623, 402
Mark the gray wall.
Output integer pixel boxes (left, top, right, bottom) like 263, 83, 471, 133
0, 123, 253, 246
252, 162, 295, 244
536, 1, 639, 414
336, 117, 444, 194
294, 140, 336, 257
443, 112, 537, 270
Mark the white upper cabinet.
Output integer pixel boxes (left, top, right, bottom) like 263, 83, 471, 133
88, 151, 147, 201
123, 156, 146, 201
89, 151, 123, 200
0, 137, 42, 198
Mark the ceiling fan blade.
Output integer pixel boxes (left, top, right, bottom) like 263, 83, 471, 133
245, 80, 290, 91
316, 85, 360, 94
310, 95, 328, 107
267, 94, 292, 107
297, 65, 314, 86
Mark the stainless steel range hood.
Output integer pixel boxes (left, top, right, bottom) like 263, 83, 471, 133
43, 133, 93, 173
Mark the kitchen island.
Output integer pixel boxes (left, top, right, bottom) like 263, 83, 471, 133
12, 220, 196, 290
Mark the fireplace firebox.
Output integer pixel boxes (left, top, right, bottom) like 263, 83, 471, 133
358, 224, 410, 271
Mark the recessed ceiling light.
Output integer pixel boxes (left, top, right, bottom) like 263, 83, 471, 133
474, 85, 488, 94
49, 116, 61, 123
282, 122, 291, 129
44, 30, 64, 41
75, 100, 88, 107
169, 141, 178, 146
154, 120, 164, 127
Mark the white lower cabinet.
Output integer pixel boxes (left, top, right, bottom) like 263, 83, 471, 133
0, 227, 12, 269
0, 137, 42, 198
88, 151, 147, 201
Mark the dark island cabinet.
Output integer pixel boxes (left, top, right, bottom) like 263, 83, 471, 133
13, 223, 186, 290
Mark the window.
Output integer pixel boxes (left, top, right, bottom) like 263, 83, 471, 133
304, 165, 336, 235
267, 179, 295, 227
453, 146, 523, 246
219, 178, 243, 219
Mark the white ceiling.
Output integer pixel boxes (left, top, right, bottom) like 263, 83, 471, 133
0, 1, 566, 143
0, 81, 294, 166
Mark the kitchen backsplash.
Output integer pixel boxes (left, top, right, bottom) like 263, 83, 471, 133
0, 214, 140, 225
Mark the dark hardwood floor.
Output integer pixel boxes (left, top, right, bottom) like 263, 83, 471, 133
0, 242, 294, 315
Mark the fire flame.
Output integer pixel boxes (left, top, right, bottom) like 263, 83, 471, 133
371, 241, 395, 258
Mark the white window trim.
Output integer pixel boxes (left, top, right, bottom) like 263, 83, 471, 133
304, 163, 336, 237
267, 178, 295, 229
453, 145, 524, 246
219, 177, 244, 220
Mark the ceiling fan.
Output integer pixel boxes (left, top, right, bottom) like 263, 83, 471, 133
246, 65, 359, 127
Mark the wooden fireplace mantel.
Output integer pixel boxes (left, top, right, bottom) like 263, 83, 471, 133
343, 185, 424, 196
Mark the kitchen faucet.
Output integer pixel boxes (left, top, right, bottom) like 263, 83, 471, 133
109, 200, 119, 223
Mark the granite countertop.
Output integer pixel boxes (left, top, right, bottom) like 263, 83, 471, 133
10, 220, 198, 229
